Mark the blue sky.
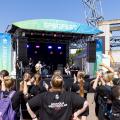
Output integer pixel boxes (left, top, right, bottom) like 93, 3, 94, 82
0, 0, 120, 32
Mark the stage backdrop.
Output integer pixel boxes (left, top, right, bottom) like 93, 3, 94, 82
0, 33, 11, 73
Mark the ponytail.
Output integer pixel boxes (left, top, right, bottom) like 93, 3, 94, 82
77, 71, 85, 97
79, 78, 84, 97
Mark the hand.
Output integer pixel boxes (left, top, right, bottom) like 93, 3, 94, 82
72, 112, 79, 120
32, 118, 38, 120
0, 75, 4, 82
90, 80, 95, 84
44, 83, 49, 90
96, 71, 101, 78
74, 74, 77, 83
20, 81, 23, 84
23, 76, 28, 82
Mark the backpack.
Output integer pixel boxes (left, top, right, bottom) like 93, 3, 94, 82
0, 91, 16, 120
97, 85, 112, 120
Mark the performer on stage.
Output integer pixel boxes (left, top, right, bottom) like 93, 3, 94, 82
64, 63, 71, 75
35, 61, 43, 74
28, 58, 33, 70
16, 58, 22, 79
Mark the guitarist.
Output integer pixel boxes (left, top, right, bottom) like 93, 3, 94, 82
64, 63, 71, 75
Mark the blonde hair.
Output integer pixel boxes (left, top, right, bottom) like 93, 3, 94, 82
104, 72, 114, 84
51, 75, 63, 89
4, 76, 14, 89
34, 73, 41, 86
23, 72, 31, 81
77, 71, 85, 79
77, 71, 85, 97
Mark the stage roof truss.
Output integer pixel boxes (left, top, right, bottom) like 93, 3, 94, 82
69, 36, 95, 49
110, 36, 120, 48
11, 28, 92, 44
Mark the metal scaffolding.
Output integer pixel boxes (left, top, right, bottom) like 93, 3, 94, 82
82, 0, 104, 27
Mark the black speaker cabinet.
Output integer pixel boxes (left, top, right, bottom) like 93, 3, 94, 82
18, 38, 28, 65
87, 41, 96, 62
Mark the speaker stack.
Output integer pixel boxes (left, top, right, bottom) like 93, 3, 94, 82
18, 38, 28, 66
87, 41, 96, 62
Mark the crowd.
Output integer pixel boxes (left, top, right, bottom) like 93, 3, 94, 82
0, 62, 120, 120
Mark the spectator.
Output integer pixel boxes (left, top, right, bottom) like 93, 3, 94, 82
0, 70, 9, 77
30, 73, 48, 96
26, 74, 89, 120
19, 72, 33, 119
93, 71, 113, 120
72, 71, 87, 98
0, 76, 21, 120
71, 71, 89, 120
111, 85, 120, 120
0, 70, 9, 91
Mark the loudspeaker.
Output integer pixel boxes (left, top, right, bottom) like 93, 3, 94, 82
18, 38, 28, 65
87, 41, 96, 62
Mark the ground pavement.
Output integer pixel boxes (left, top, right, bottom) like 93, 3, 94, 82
87, 93, 98, 120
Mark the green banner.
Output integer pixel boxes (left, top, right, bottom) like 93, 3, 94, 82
94, 39, 103, 75
0, 33, 11, 73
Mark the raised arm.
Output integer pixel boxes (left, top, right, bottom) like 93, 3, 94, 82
26, 94, 41, 120
26, 103, 37, 120
108, 51, 115, 66
71, 92, 89, 120
99, 63, 114, 73
23, 80, 29, 97
73, 100, 89, 120
92, 72, 100, 90
73, 74, 77, 83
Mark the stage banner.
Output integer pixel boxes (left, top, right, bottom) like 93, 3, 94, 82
0, 33, 11, 73
94, 39, 103, 75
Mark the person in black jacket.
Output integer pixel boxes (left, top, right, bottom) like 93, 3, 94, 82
29, 73, 48, 96
111, 85, 120, 120
26, 74, 89, 120
93, 71, 114, 120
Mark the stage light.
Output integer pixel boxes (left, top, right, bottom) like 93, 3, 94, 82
42, 33, 45, 36
36, 45, 40, 48
54, 34, 57, 37
34, 51, 37, 54
50, 51, 53, 54
31, 32, 34, 35
27, 45, 29, 48
58, 46, 61, 50
22, 32, 25, 37
60, 52, 63, 55
48, 46, 52, 49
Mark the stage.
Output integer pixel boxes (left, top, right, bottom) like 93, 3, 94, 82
8, 19, 102, 74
